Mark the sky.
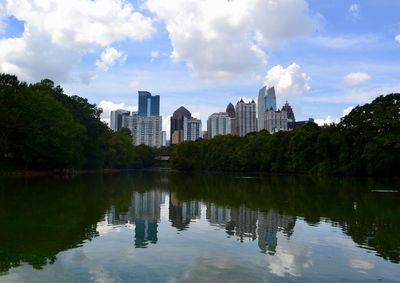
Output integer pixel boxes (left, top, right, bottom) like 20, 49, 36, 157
1, 0, 400, 136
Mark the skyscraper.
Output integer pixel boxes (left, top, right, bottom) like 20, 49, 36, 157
258, 86, 277, 131
265, 86, 277, 111
264, 109, 288, 133
110, 109, 130, 131
226, 102, 237, 136
170, 106, 192, 144
235, 99, 257, 137
122, 114, 163, 147
183, 116, 202, 141
281, 101, 295, 122
207, 112, 231, 139
138, 91, 160, 117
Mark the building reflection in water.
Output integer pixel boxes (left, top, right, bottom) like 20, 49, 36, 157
206, 204, 296, 252
169, 192, 201, 230
206, 204, 258, 242
257, 210, 296, 255
104, 191, 296, 253
105, 191, 166, 248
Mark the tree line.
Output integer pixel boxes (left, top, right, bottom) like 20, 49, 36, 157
0, 73, 155, 171
171, 93, 400, 176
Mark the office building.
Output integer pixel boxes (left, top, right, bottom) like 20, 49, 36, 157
161, 131, 167, 147
235, 99, 257, 137
258, 86, 277, 131
226, 102, 237, 135
122, 114, 162, 147
281, 101, 295, 123
170, 106, 192, 144
265, 86, 277, 111
138, 91, 160, 116
264, 109, 288, 133
183, 116, 202, 141
207, 112, 231, 139
110, 109, 130, 132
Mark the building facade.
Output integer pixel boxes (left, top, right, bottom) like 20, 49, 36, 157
226, 102, 237, 135
265, 86, 277, 112
122, 114, 162, 147
207, 112, 231, 139
235, 99, 257, 137
258, 86, 277, 131
110, 109, 130, 132
264, 109, 288, 133
138, 91, 160, 117
170, 106, 192, 144
183, 117, 202, 141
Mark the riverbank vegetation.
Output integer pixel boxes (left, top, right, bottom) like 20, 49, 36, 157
0, 74, 154, 171
171, 93, 400, 176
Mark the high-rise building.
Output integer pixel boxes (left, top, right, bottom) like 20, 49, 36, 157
235, 99, 257, 137
265, 86, 277, 111
110, 109, 130, 131
264, 109, 288, 133
161, 131, 167, 147
258, 86, 277, 131
183, 116, 202, 141
138, 91, 160, 117
122, 114, 162, 147
281, 101, 295, 122
170, 106, 192, 144
226, 102, 237, 135
207, 112, 231, 139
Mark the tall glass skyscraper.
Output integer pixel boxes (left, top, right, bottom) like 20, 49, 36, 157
265, 86, 276, 111
138, 91, 160, 116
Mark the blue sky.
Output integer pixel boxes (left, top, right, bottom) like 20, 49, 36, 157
1, 0, 399, 134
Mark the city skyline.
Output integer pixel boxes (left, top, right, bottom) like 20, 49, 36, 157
1, 0, 399, 136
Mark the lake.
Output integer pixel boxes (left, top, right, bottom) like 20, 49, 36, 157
0, 172, 399, 282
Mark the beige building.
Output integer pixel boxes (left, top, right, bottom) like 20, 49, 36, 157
264, 109, 288, 133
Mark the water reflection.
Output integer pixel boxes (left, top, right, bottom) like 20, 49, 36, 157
0, 172, 399, 279
169, 192, 201, 231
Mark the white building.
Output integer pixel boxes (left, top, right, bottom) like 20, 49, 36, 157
122, 114, 163, 147
183, 117, 202, 141
235, 99, 257, 137
265, 109, 288, 133
161, 131, 167, 147
207, 112, 231, 139
110, 109, 130, 132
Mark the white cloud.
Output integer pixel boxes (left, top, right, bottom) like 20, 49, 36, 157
0, 0, 154, 82
310, 35, 376, 48
315, 116, 340, 126
96, 47, 127, 71
348, 4, 360, 18
98, 100, 138, 123
0, 28, 82, 82
264, 63, 310, 106
162, 115, 171, 138
5, 0, 155, 49
150, 50, 159, 58
0, 2, 7, 33
129, 80, 140, 89
145, 0, 316, 80
342, 106, 354, 117
395, 34, 400, 43
344, 72, 371, 85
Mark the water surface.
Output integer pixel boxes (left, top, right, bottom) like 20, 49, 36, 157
0, 172, 399, 282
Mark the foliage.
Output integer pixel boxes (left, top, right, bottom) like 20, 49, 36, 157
171, 93, 400, 176
0, 73, 154, 171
